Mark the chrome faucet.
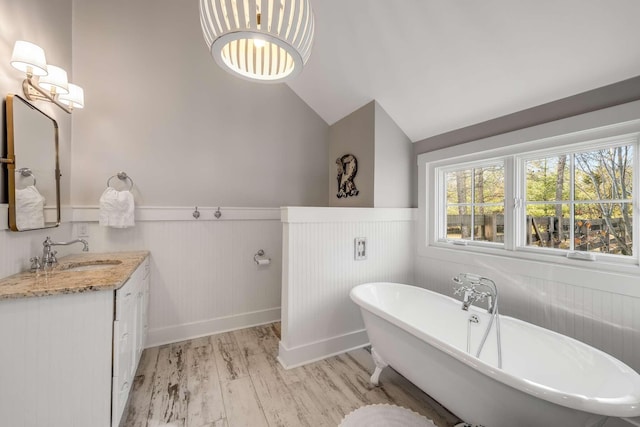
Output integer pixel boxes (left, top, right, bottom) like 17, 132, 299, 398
42, 236, 89, 268
453, 273, 503, 368
452, 273, 498, 314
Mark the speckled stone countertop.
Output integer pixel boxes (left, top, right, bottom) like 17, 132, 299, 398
0, 251, 150, 300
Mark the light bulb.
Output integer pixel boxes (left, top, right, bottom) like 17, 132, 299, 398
253, 38, 266, 48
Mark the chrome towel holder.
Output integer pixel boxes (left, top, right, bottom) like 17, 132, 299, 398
107, 171, 134, 190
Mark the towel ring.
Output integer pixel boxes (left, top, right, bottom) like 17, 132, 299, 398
16, 168, 36, 186
107, 171, 134, 190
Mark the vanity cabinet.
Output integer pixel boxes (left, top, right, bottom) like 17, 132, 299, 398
0, 253, 149, 427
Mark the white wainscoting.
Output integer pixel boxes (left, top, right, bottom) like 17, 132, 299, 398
279, 207, 417, 368
71, 207, 282, 347
414, 252, 640, 373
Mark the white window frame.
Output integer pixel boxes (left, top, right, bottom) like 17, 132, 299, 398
418, 100, 640, 276
514, 135, 638, 264
436, 158, 506, 248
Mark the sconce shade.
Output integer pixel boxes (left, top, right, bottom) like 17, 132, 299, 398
10, 41, 48, 76
199, 0, 314, 83
37, 65, 69, 95
58, 83, 84, 109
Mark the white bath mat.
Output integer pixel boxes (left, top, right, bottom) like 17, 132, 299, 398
339, 404, 438, 427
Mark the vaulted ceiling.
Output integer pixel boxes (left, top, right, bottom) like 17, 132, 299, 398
287, 0, 640, 142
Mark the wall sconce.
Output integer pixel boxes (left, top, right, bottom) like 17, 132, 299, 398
10, 40, 84, 114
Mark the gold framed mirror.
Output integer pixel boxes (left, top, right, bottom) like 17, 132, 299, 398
3, 94, 61, 231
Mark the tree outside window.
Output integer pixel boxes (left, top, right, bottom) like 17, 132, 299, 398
524, 144, 633, 256
445, 164, 505, 243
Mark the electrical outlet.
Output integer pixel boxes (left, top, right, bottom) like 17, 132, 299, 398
354, 237, 367, 261
77, 222, 89, 238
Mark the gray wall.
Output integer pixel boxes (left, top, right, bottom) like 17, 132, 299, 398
71, 0, 329, 208
374, 102, 414, 207
328, 101, 414, 207
328, 101, 375, 207
414, 75, 640, 155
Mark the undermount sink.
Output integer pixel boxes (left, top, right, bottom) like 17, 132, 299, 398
59, 260, 123, 272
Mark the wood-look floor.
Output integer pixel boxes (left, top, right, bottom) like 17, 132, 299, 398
121, 323, 461, 427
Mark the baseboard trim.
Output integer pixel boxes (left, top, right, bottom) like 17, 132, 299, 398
277, 329, 370, 369
146, 307, 281, 348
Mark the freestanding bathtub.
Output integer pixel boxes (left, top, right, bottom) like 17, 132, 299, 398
350, 282, 640, 427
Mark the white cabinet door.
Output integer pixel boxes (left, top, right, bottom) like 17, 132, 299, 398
112, 257, 149, 427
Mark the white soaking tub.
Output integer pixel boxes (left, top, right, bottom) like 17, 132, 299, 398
350, 282, 640, 427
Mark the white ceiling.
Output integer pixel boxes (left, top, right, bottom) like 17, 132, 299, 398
287, 0, 640, 142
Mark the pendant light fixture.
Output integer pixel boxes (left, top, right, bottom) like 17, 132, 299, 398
199, 0, 315, 83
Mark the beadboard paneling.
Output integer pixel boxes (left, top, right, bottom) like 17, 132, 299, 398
415, 254, 640, 373
280, 208, 416, 367
0, 291, 113, 427
75, 218, 282, 347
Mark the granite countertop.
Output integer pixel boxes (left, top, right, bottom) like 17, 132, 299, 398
0, 251, 150, 300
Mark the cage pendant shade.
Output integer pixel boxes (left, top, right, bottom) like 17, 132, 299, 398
199, 0, 314, 83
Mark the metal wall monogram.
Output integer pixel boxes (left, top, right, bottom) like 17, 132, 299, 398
336, 154, 359, 198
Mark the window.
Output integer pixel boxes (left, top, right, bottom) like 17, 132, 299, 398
522, 142, 634, 257
441, 163, 505, 244
430, 130, 639, 265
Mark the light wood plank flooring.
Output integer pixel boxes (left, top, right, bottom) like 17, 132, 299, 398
122, 323, 461, 427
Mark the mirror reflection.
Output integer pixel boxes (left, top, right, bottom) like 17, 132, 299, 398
5, 94, 60, 231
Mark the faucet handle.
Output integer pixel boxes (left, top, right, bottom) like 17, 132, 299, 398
473, 290, 489, 302
29, 256, 42, 272
49, 250, 58, 264
453, 285, 469, 296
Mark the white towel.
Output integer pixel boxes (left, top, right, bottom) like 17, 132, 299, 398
15, 185, 45, 230
99, 187, 135, 228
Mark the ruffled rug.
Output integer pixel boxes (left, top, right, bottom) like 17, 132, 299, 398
339, 404, 438, 427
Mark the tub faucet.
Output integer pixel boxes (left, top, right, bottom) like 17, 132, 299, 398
42, 236, 89, 268
461, 289, 477, 311
453, 273, 502, 368
453, 273, 498, 314
457, 286, 488, 311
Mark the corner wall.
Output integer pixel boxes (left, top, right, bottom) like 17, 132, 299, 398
328, 101, 414, 207
374, 103, 414, 207
328, 103, 375, 207
279, 207, 416, 367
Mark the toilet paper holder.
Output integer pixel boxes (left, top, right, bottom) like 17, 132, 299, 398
254, 249, 271, 265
